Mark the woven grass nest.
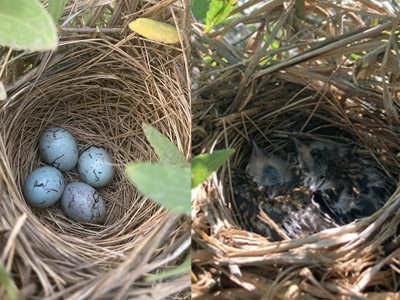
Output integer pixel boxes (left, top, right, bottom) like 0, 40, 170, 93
192, 1, 400, 299
0, 1, 190, 299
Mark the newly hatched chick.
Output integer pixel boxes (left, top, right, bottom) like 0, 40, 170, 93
231, 141, 338, 241
246, 141, 295, 197
293, 138, 386, 224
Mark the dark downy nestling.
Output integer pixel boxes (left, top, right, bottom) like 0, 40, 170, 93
232, 139, 387, 241
292, 138, 386, 224
245, 141, 294, 198
232, 141, 339, 240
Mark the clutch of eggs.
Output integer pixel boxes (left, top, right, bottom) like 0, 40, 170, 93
39, 127, 78, 171
23, 127, 113, 224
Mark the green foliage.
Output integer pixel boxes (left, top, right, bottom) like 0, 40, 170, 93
0, 261, 17, 300
259, 56, 278, 66
351, 53, 362, 60
126, 124, 233, 282
125, 123, 191, 282
145, 254, 191, 281
269, 39, 280, 49
191, 0, 211, 21
191, 149, 235, 188
142, 123, 187, 166
126, 123, 190, 215
204, 0, 237, 33
48, 0, 67, 23
0, 0, 57, 51
204, 55, 213, 62
126, 163, 191, 215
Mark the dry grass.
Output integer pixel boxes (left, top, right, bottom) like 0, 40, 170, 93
192, 0, 400, 299
0, 0, 190, 299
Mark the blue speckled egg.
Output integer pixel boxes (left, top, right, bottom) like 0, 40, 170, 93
39, 127, 78, 171
61, 182, 106, 223
78, 146, 114, 188
23, 166, 65, 208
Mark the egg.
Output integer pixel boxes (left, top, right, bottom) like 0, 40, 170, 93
39, 127, 78, 171
78, 146, 114, 188
23, 166, 65, 208
61, 182, 106, 223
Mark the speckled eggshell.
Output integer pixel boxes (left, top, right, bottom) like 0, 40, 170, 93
39, 127, 78, 171
61, 182, 106, 223
78, 146, 114, 188
23, 166, 65, 208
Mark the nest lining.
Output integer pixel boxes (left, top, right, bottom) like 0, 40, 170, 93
0, 1, 190, 298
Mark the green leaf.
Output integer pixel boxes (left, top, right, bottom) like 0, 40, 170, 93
0, 0, 57, 51
126, 163, 191, 215
205, 0, 237, 33
146, 255, 191, 281
48, 0, 67, 23
191, 0, 211, 22
142, 123, 187, 166
0, 261, 17, 300
191, 149, 235, 188
351, 53, 362, 60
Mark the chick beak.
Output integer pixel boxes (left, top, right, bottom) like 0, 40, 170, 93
246, 141, 266, 174
251, 140, 263, 156
291, 137, 309, 155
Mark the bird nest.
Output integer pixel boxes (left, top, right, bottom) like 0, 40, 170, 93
192, 1, 400, 299
0, 1, 190, 299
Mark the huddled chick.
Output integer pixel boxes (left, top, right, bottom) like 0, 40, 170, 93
293, 138, 386, 224
232, 139, 386, 241
233, 141, 338, 240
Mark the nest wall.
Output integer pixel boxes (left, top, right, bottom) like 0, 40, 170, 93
0, 1, 190, 299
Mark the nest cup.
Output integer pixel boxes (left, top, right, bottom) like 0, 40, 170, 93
0, 2, 190, 299
222, 84, 398, 218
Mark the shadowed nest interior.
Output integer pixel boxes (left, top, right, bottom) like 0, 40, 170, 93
0, 1, 190, 299
191, 1, 400, 299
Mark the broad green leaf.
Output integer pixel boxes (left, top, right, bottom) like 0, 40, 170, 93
191, 149, 235, 188
129, 18, 179, 44
205, 0, 237, 33
142, 123, 187, 166
126, 163, 190, 215
191, 0, 211, 22
48, 0, 67, 23
0, 261, 17, 300
0, 0, 57, 51
145, 255, 191, 281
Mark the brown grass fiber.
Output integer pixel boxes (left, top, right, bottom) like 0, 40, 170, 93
192, 0, 400, 299
0, 0, 190, 299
